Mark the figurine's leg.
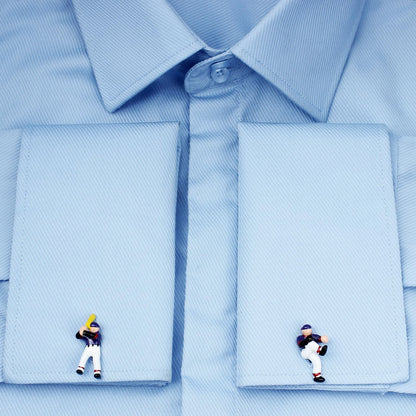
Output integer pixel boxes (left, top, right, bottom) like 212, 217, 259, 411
305, 341, 319, 353
92, 346, 101, 379
301, 349, 323, 379
301, 348, 310, 360
309, 353, 322, 377
77, 346, 92, 374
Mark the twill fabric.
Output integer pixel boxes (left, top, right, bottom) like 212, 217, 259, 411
1, 0, 416, 414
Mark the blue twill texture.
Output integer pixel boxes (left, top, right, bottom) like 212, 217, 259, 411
1, 0, 416, 414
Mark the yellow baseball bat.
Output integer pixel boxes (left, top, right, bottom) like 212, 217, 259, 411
85, 314, 96, 329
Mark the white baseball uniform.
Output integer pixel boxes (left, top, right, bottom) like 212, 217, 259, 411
300, 341, 321, 376
77, 345, 101, 375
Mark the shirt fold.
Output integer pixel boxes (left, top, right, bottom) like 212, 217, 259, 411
237, 123, 409, 390
3, 123, 179, 384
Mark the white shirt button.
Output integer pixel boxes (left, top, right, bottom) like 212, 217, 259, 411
210, 61, 231, 84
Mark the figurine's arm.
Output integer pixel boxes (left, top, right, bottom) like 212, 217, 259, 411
298, 338, 308, 348
76, 325, 89, 339
82, 330, 98, 339
298, 335, 313, 348
314, 334, 329, 343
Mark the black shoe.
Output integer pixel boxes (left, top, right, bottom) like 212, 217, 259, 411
94, 373, 101, 379
319, 345, 328, 356
313, 376, 325, 382
76, 369, 83, 375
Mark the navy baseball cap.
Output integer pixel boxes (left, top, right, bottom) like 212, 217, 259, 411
301, 324, 311, 330
90, 322, 100, 328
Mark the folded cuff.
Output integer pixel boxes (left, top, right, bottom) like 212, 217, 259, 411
237, 123, 409, 390
395, 137, 416, 288
3, 123, 179, 384
0, 129, 21, 281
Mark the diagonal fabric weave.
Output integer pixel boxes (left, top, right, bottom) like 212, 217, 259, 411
237, 123, 408, 390
3, 123, 179, 384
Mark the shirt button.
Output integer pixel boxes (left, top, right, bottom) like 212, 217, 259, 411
210, 61, 231, 84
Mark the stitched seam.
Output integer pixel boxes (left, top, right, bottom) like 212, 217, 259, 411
395, 135, 400, 198
232, 79, 244, 416
11, 128, 33, 374
14, 369, 171, 376
238, 130, 403, 381
236, 47, 324, 116
239, 367, 404, 377
177, 98, 192, 416
107, 40, 202, 106
0, 129, 22, 283
325, 2, 366, 118
378, 131, 401, 377
8, 128, 173, 379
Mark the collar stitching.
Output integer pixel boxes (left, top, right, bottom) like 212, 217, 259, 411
236, 47, 325, 117
106, 39, 202, 107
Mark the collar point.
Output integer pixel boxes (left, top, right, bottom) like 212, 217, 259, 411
97, 80, 148, 113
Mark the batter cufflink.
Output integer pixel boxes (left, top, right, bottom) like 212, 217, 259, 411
75, 314, 102, 379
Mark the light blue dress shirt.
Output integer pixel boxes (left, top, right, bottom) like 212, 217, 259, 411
1, 0, 416, 414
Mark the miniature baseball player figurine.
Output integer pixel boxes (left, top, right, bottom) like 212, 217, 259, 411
297, 324, 329, 382
76, 319, 101, 379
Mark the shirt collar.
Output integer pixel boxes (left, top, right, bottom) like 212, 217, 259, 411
72, 0, 365, 121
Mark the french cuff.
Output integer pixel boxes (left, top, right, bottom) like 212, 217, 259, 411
388, 135, 416, 394
2, 123, 179, 384
395, 136, 416, 288
237, 123, 409, 391
0, 130, 20, 382
0, 129, 21, 281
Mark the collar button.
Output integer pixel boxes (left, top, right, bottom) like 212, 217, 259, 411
210, 61, 231, 84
